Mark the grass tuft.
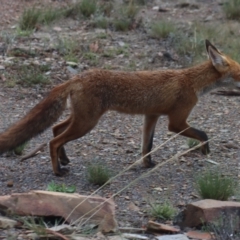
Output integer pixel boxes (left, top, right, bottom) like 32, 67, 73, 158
79, 0, 97, 17
55, 38, 80, 63
87, 163, 112, 186
14, 142, 28, 155
195, 169, 236, 201
93, 16, 109, 29
150, 201, 177, 220
113, 1, 140, 31
223, 0, 240, 20
39, 8, 63, 25
150, 20, 176, 39
19, 7, 41, 31
6, 64, 51, 87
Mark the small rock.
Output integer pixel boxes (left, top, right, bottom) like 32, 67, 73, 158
152, 6, 159, 11
0, 216, 18, 229
66, 61, 78, 67
128, 202, 140, 212
205, 15, 213, 22
156, 234, 189, 240
7, 180, 13, 187
48, 224, 74, 234
147, 221, 180, 233
67, 66, 78, 75
123, 233, 149, 240
118, 41, 125, 47
53, 27, 62, 32
186, 230, 212, 240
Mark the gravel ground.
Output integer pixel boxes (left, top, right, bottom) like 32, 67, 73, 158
0, 0, 239, 234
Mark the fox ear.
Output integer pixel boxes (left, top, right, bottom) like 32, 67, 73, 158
205, 39, 229, 71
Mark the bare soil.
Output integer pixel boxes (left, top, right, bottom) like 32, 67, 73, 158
0, 0, 240, 237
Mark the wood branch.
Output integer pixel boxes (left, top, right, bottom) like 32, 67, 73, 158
20, 143, 47, 162
211, 90, 240, 96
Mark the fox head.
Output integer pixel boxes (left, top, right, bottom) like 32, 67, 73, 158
206, 39, 240, 85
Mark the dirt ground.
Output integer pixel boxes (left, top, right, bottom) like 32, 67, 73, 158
0, 0, 240, 235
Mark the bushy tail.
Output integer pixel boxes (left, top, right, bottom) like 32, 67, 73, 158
0, 82, 71, 153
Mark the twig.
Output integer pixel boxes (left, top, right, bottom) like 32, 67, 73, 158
211, 90, 240, 96
20, 143, 47, 162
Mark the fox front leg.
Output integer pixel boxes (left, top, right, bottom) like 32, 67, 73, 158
141, 115, 159, 167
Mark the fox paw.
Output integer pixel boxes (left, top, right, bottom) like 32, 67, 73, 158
59, 157, 70, 166
143, 157, 156, 168
55, 168, 69, 177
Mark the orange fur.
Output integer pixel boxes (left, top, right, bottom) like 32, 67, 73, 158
1, 40, 240, 176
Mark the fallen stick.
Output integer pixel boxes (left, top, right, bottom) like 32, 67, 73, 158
211, 90, 240, 96
20, 143, 47, 162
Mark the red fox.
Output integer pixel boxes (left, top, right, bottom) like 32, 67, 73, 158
0, 40, 239, 176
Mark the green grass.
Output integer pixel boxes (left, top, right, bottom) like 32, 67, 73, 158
150, 201, 177, 220
83, 52, 99, 66
19, 6, 64, 31
113, 1, 140, 31
39, 8, 63, 25
47, 181, 76, 193
65, 0, 97, 18
113, 18, 132, 31
55, 38, 80, 63
14, 142, 28, 155
93, 16, 109, 29
223, 0, 240, 20
87, 163, 112, 186
122, 1, 140, 20
173, 23, 221, 64
99, 1, 113, 17
19, 7, 41, 31
150, 20, 176, 39
187, 138, 200, 149
195, 169, 236, 200
7, 64, 51, 87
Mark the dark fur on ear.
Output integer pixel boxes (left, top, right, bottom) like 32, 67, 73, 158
205, 40, 221, 54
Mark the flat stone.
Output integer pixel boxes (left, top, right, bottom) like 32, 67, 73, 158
0, 190, 117, 233
185, 231, 212, 240
147, 221, 180, 233
177, 199, 240, 228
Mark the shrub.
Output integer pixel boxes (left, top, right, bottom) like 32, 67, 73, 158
150, 201, 177, 220
87, 164, 112, 185
195, 169, 236, 200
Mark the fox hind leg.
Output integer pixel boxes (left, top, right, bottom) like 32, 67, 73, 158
142, 115, 159, 168
50, 116, 101, 176
52, 116, 72, 166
